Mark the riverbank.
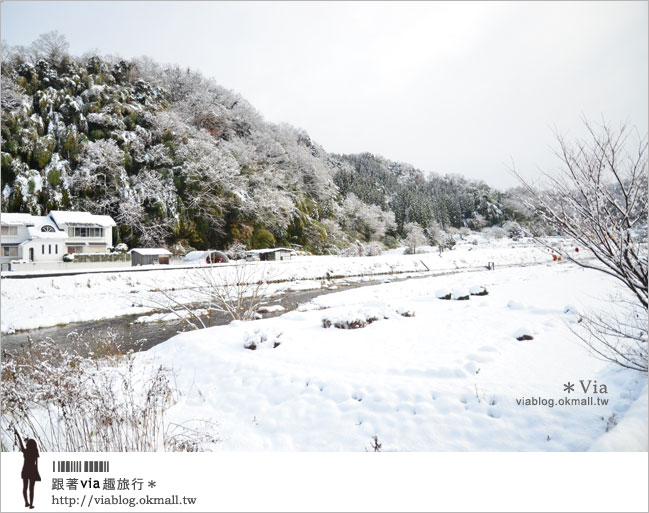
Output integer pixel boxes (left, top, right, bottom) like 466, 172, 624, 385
1, 239, 555, 334
132, 262, 647, 451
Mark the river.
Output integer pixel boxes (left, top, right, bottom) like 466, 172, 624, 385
1, 279, 391, 357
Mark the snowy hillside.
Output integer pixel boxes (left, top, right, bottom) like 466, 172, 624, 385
2, 33, 532, 254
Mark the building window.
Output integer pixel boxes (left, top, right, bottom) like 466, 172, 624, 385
68, 227, 104, 238
42, 245, 45, 254
1, 246, 18, 257
41, 225, 55, 233
55, 245, 58, 254
67, 246, 84, 254
1, 225, 18, 236
49, 244, 52, 254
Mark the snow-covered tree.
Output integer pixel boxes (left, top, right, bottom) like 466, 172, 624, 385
70, 139, 128, 214
502, 220, 523, 238
30, 31, 70, 64
404, 222, 427, 254
342, 193, 394, 242
1, 34, 527, 254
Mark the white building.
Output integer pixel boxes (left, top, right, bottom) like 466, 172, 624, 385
245, 248, 296, 261
0, 210, 116, 267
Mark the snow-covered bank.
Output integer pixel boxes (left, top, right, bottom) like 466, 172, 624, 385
1, 240, 554, 333
589, 383, 648, 451
133, 263, 647, 451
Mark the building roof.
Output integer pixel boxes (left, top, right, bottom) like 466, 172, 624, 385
49, 211, 116, 227
183, 250, 228, 261
27, 226, 67, 239
130, 248, 171, 256
1, 213, 38, 225
246, 247, 295, 254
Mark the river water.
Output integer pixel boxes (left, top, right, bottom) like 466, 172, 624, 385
1, 279, 390, 357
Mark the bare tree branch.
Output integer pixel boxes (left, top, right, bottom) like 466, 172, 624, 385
512, 120, 648, 372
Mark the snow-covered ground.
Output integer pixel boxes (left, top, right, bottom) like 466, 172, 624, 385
132, 261, 647, 451
1, 238, 555, 333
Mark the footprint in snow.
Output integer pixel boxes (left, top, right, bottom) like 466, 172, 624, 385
487, 407, 501, 418
464, 361, 479, 374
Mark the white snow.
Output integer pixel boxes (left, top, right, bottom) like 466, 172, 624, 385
469, 285, 486, 295
129, 248, 171, 256
2, 239, 558, 333
49, 210, 116, 227
124, 261, 647, 451
2, 237, 646, 451
184, 250, 222, 262
435, 288, 451, 298
257, 305, 286, 314
451, 287, 470, 300
26, 226, 67, 239
0, 212, 38, 224
589, 383, 648, 451
133, 309, 208, 324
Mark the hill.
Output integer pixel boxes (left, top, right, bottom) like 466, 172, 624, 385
1, 33, 528, 253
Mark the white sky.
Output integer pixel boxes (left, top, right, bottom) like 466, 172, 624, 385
2, 1, 647, 190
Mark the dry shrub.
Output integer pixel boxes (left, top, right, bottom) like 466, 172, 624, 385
1, 334, 217, 452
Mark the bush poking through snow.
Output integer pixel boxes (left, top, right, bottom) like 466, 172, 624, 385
563, 305, 577, 314
322, 306, 414, 330
514, 328, 534, 341
602, 413, 618, 432
397, 309, 415, 317
452, 288, 470, 301
469, 285, 488, 296
435, 288, 451, 300
243, 328, 283, 350
322, 316, 380, 330
257, 305, 286, 314
143, 264, 275, 329
165, 421, 220, 452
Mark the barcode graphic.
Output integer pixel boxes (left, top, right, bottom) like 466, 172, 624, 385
53, 461, 110, 472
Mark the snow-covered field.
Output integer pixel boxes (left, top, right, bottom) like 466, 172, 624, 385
1, 238, 646, 451
1, 238, 553, 333
132, 261, 647, 451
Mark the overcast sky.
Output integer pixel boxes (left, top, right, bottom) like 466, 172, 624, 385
2, 1, 647, 190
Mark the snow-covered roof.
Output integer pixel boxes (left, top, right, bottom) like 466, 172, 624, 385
246, 247, 295, 254
184, 250, 227, 261
130, 248, 171, 256
27, 226, 67, 239
1, 213, 38, 225
49, 211, 116, 227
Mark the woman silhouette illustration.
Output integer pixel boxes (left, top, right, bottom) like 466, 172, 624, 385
14, 428, 40, 509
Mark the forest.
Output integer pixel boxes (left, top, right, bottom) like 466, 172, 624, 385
1, 32, 532, 253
